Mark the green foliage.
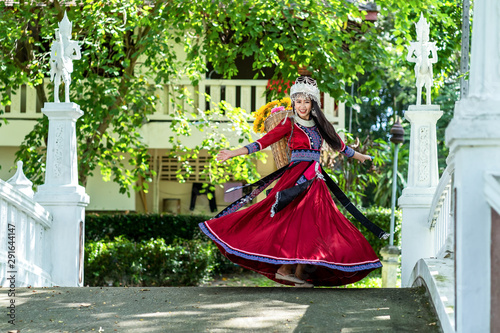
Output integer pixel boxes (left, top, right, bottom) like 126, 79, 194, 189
369, 141, 409, 208
348, 0, 464, 186
1, 0, 464, 199
85, 213, 242, 286
1, 2, 192, 193
85, 213, 210, 242
345, 271, 383, 288
85, 236, 217, 287
84, 209, 399, 287
185, 0, 384, 103
322, 132, 395, 204
168, 98, 267, 193
434, 80, 459, 172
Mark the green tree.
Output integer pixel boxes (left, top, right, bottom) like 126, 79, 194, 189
1, 1, 196, 193
351, 1, 465, 152
0, 0, 465, 198
343, 1, 466, 206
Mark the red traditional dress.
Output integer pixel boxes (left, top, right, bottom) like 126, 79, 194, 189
199, 117, 382, 286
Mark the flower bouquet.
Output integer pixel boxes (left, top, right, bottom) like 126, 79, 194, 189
252, 97, 294, 169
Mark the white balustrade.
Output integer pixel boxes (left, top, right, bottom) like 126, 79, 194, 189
427, 166, 453, 258
2, 79, 344, 126
0, 174, 52, 287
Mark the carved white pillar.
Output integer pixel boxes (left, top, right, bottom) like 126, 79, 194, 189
34, 102, 89, 287
445, 1, 500, 331
466, 1, 500, 104
399, 105, 442, 286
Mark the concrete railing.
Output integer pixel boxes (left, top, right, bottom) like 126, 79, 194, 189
428, 165, 454, 258
1, 79, 345, 127
0, 162, 53, 287
407, 167, 456, 333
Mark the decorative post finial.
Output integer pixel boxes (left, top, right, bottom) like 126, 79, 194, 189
406, 13, 438, 106
59, 11, 72, 36
49, 11, 81, 103
6, 161, 34, 198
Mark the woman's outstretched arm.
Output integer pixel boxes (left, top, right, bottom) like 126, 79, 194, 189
339, 145, 372, 163
216, 147, 249, 162
217, 117, 293, 162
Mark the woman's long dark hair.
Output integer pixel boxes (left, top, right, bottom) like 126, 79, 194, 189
293, 100, 342, 150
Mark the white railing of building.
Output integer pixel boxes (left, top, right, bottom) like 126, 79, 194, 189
0, 172, 52, 287
1, 79, 344, 127
427, 165, 454, 258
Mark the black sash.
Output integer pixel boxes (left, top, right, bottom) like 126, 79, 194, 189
321, 169, 389, 240
225, 161, 389, 240
224, 163, 297, 194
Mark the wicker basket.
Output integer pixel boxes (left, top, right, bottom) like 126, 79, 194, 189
264, 110, 294, 169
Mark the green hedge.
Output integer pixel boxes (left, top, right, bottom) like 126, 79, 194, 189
85, 213, 211, 242
85, 236, 218, 287
84, 208, 400, 286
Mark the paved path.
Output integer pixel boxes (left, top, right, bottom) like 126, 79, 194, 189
1, 287, 440, 333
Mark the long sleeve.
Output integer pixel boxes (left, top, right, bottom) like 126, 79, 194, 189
340, 145, 355, 158
335, 132, 355, 158
245, 117, 292, 154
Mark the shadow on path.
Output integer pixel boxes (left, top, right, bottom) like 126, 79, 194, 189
0, 287, 440, 332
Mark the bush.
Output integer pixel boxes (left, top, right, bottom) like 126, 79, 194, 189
85, 236, 217, 287
84, 208, 399, 286
85, 213, 211, 242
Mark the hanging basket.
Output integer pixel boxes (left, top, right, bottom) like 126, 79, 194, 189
264, 110, 294, 169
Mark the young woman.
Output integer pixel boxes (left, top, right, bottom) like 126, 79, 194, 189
199, 76, 386, 288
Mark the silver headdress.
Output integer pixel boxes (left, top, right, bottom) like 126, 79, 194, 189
290, 76, 321, 108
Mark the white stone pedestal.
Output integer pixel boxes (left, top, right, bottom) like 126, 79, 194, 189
34, 102, 89, 287
399, 105, 442, 286
380, 245, 401, 288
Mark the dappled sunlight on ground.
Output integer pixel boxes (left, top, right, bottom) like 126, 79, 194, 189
1, 286, 438, 332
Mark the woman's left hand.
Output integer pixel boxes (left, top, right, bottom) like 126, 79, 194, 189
355, 153, 373, 163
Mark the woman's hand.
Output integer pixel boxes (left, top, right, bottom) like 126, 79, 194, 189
353, 152, 373, 163
216, 149, 235, 162
216, 147, 249, 162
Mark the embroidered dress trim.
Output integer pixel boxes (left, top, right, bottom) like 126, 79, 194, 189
291, 149, 321, 162
199, 223, 382, 272
270, 192, 280, 217
245, 142, 261, 154
296, 175, 308, 185
341, 146, 355, 158
296, 123, 322, 149
216, 176, 273, 218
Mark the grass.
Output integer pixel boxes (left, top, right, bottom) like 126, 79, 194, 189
201, 269, 398, 288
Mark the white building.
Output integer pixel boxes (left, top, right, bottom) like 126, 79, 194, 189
0, 79, 345, 215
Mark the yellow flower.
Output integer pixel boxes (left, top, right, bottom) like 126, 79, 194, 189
252, 98, 292, 133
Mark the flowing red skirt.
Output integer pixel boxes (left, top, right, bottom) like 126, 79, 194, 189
200, 161, 382, 286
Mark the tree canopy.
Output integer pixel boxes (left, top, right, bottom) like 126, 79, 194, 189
0, 0, 466, 201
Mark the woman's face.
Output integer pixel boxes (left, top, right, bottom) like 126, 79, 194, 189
295, 96, 312, 120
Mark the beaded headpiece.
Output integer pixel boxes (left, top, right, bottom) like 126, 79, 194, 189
290, 76, 321, 108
